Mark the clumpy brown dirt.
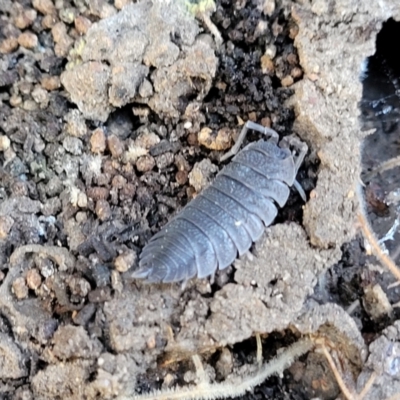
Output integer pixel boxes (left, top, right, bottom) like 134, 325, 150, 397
1, 0, 400, 399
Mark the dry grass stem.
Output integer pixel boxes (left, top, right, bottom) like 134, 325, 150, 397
358, 213, 400, 283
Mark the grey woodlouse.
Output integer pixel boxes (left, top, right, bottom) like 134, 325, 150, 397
132, 121, 308, 283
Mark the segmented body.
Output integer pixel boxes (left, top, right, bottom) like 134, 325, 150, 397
133, 136, 302, 283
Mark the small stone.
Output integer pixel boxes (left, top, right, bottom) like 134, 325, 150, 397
111, 270, 123, 293
77, 192, 88, 208
163, 373, 175, 388
14, 8, 37, 29
216, 348, 233, 379
65, 109, 87, 137
189, 159, 218, 192
147, 335, 156, 350
138, 79, 153, 98
291, 67, 303, 79
32, 0, 56, 15
281, 75, 294, 87
26, 269, 42, 290
176, 170, 188, 186
22, 100, 38, 111
265, 44, 277, 59
114, 0, 132, 9
67, 276, 91, 297
74, 15, 92, 35
51, 22, 73, 57
88, 287, 112, 303
261, 54, 275, 75
95, 199, 111, 221
0, 37, 19, 54
136, 155, 155, 172
12, 277, 29, 300
0, 215, 14, 239
63, 137, 82, 155
363, 284, 392, 321
198, 126, 232, 151
18, 32, 38, 49
107, 135, 124, 158
87, 187, 109, 201
42, 14, 58, 29
9, 94, 22, 107
262, 0, 275, 16
59, 8, 76, 24
31, 86, 49, 107
41, 75, 61, 91
287, 53, 298, 65
289, 23, 299, 39
90, 128, 107, 154
135, 132, 160, 149
111, 174, 127, 189
19, 81, 33, 95
0, 271, 5, 283
0, 135, 11, 151
114, 250, 136, 273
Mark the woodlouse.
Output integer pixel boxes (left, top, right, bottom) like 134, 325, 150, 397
132, 121, 308, 283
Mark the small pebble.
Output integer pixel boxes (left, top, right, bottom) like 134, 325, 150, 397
107, 135, 125, 158
114, 0, 132, 9
175, 170, 188, 186
90, 128, 107, 154
67, 276, 91, 297
14, 8, 37, 29
291, 67, 303, 79
0, 215, 14, 239
260, 54, 275, 75
74, 15, 92, 35
0, 37, 19, 53
26, 269, 42, 290
41, 75, 61, 91
111, 174, 127, 189
22, 100, 38, 111
42, 14, 58, 29
0, 135, 11, 151
31, 86, 49, 107
136, 155, 155, 172
18, 32, 38, 49
32, 0, 56, 15
9, 94, 22, 107
111, 270, 123, 293
135, 132, 160, 149
59, 8, 76, 24
95, 199, 111, 221
65, 109, 87, 137
114, 250, 136, 273
88, 287, 112, 303
163, 373, 175, 388
281, 75, 294, 87
87, 187, 109, 201
12, 277, 29, 300
198, 127, 232, 151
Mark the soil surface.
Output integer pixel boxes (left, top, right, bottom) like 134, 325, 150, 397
1, 1, 400, 399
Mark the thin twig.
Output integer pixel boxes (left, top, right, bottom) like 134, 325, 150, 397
358, 213, 400, 283
358, 372, 377, 400
320, 344, 356, 400
362, 155, 400, 183
125, 338, 313, 400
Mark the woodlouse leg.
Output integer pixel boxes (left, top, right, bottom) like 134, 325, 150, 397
280, 135, 309, 202
220, 121, 279, 162
279, 134, 308, 174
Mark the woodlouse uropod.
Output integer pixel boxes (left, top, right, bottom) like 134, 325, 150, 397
132, 121, 308, 283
